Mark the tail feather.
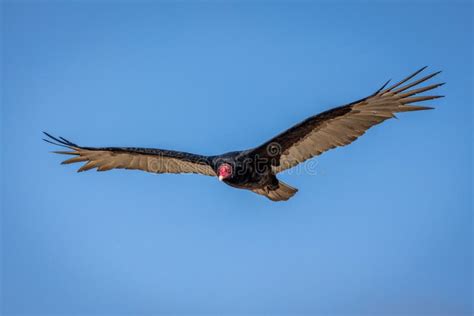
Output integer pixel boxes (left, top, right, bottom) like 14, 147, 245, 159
252, 181, 298, 202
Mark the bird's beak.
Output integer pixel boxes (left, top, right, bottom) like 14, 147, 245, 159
218, 175, 224, 181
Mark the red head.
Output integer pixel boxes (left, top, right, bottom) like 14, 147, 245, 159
218, 163, 232, 181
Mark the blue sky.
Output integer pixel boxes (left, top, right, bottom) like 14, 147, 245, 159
1, 1, 472, 315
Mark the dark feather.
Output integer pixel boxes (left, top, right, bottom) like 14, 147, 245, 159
43, 132, 216, 176
249, 67, 444, 173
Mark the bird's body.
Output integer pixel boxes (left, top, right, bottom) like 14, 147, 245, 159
210, 150, 279, 189
44, 67, 444, 201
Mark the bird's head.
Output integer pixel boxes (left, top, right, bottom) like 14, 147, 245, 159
217, 163, 233, 181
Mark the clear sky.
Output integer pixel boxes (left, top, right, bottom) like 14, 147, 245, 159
1, 1, 472, 315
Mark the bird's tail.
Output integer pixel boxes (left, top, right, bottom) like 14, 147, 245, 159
252, 181, 298, 202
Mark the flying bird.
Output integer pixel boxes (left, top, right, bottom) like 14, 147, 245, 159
44, 67, 443, 201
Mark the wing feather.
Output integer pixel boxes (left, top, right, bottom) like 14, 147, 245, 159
250, 67, 444, 173
44, 133, 216, 176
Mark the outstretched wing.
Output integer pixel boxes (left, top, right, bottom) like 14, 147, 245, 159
43, 133, 216, 176
251, 67, 444, 173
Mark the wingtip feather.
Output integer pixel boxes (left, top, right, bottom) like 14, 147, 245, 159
52, 151, 78, 155
399, 105, 435, 112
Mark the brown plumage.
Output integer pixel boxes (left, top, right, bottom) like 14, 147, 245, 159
44, 138, 216, 176
252, 67, 443, 174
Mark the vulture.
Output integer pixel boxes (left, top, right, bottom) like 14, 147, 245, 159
44, 67, 443, 201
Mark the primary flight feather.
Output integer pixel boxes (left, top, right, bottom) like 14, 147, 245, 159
44, 67, 443, 201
